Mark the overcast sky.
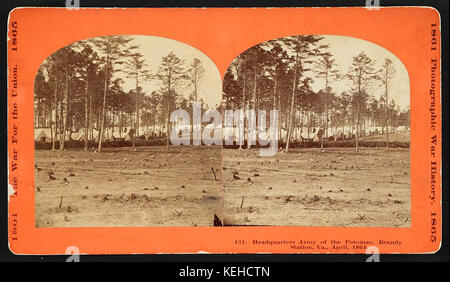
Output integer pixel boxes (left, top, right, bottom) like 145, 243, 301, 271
307, 35, 410, 110
121, 35, 222, 109
120, 35, 409, 111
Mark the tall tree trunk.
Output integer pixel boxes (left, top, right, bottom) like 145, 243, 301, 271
134, 81, 140, 149
153, 105, 156, 139
132, 72, 139, 149
89, 92, 93, 142
120, 111, 123, 138
308, 111, 311, 139
84, 79, 89, 151
60, 75, 69, 151
278, 91, 282, 140
98, 52, 110, 152
248, 62, 257, 150
68, 113, 73, 141
272, 75, 277, 142
355, 70, 361, 152
166, 98, 171, 150
355, 101, 360, 152
385, 80, 389, 149
43, 102, 46, 127
194, 69, 198, 103
273, 74, 277, 110
286, 40, 300, 153
49, 111, 53, 146
362, 114, 366, 140
299, 110, 303, 142
239, 74, 246, 149
58, 83, 63, 149
111, 110, 114, 138
35, 99, 40, 127
321, 73, 329, 151
51, 83, 58, 150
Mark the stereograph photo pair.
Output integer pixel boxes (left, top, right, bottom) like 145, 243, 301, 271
7, 7, 442, 255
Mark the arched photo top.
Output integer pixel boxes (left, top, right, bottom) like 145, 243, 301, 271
223, 34, 410, 112
35, 35, 222, 111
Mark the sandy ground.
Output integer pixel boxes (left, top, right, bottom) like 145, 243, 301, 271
222, 147, 410, 227
35, 144, 410, 228
35, 146, 223, 227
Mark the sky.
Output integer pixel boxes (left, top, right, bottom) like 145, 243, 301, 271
121, 35, 222, 109
306, 35, 410, 110
104, 35, 409, 111
228, 35, 410, 111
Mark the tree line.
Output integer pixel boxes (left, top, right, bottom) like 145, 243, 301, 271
222, 35, 410, 152
34, 35, 207, 152
35, 35, 410, 153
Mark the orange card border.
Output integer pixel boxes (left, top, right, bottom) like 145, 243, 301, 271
7, 7, 442, 255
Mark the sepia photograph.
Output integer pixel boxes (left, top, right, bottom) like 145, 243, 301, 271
34, 35, 224, 227
220, 35, 411, 227
33, 34, 411, 228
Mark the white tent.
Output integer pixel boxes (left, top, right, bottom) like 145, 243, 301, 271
34, 128, 51, 142
112, 131, 123, 139
71, 131, 84, 141
396, 125, 408, 132
102, 127, 129, 140
73, 131, 97, 141
279, 128, 288, 142
292, 127, 302, 141
123, 128, 134, 141
300, 130, 319, 142
367, 126, 383, 134
91, 129, 100, 142
103, 129, 114, 141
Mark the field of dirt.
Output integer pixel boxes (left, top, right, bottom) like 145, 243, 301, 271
36, 145, 410, 228
221, 147, 410, 227
35, 146, 223, 227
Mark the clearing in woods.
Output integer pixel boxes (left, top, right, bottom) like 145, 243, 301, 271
35, 145, 410, 227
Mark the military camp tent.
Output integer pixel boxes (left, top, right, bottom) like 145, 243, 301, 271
34, 128, 52, 142
396, 125, 408, 132
71, 131, 84, 141
300, 129, 319, 142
